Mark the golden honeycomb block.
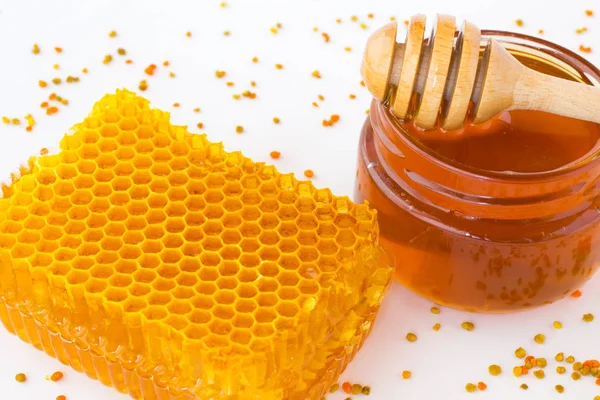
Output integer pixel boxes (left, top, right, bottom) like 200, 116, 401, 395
0, 89, 392, 399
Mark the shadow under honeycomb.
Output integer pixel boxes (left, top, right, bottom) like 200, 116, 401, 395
0, 89, 393, 400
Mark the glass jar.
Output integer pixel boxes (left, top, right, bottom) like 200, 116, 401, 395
354, 31, 600, 313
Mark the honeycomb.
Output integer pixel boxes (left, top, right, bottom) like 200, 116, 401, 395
0, 89, 392, 400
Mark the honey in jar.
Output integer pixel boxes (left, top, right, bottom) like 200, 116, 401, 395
355, 32, 600, 312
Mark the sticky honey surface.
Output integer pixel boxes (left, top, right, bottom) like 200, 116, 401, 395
0, 89, 392, 399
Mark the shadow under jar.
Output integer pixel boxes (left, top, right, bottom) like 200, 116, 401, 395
355, 31, 600, 312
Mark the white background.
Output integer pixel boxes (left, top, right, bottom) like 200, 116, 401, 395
0, 0, 599, 399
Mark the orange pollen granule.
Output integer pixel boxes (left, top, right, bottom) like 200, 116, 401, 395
145, 64, 157, 76
50, 371, 64, 382
269, 151, 281, 159
322, 114, 340, 127
580, 45, 592, 53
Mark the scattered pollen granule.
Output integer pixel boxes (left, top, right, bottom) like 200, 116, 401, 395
186, 31, 192, 37
586, 9, 594, 16
572, 372, 581, 380
362, 386, 371, 395
54, 47, 63, 53
50, 371, 64, 382
571, 290, 582, 298
46, 107, 59, 116
360, 23, 368, 30
520, 384, 528, 390
117, 48, 126, 56
402, 371, 412, 379
1, 116, 9, 124
580, 45, 592, 53
556, 352, 565, 362
533, 370, 545, 379
52, 78, 62, 85
406, 333, 417, 342
513, 366, 523, 377
0, 90, 392, 400
56, 396, 66, 400
351, 384, 362, 395
126, 60, 133, 64
109, 30, 117, 38
252, 57, 259, 63
322, 33, 330, 42
269, 151, 281, 159
226, 82, 234, 87
32, 43, 40, 54
515, 19, 524, 27
322, 114, 340, 127
576, 27, 588, 34
15, 373, 26, 383
223, 31, 230, 36
342, 382, 352, 394
275, 64, 283, 70
537, 358, 547, 368
557, 366, 566, 374
39, 80, 48, 88
344, 46, 352, 52
235, 125, 244, 133
566, 355, 575, 363
311, 70, 322, 79
145, 64, 157, 76
583, 313, 594, 322
273, 117, 280, 124
349, 94, 357, 99
138, 80, 148, 91
11, 118, 20, 125
215, 70, 226, 78
169, 72, 176, 78
461, 322, 474, 331
553, 321, 563, 329
82, 68, 89, 73
173, 102, 180, 108
432, 323, 441, 331
465, 383, 477, 393
534, 334, 545, 344
555, 384, 564, 393
270, 27, 278, 34
329, 383, 339, 393
193, 107, 200, 113
488, 365, 502, 376
103, 55, 113, 65
196, 123, 203, 129
304, 170, 314, 178
538, 29, 545, 34
477, 382, 487, 391
53, 64, 60, 70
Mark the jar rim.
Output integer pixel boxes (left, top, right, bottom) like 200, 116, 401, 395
376, 30, 600, 183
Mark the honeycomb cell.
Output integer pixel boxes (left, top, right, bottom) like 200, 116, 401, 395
0, 90, 392, 400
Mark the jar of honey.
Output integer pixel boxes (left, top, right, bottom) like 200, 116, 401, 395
355, 31, 600, 312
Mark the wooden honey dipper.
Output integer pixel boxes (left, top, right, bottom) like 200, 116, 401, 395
361, 14, 600, 131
